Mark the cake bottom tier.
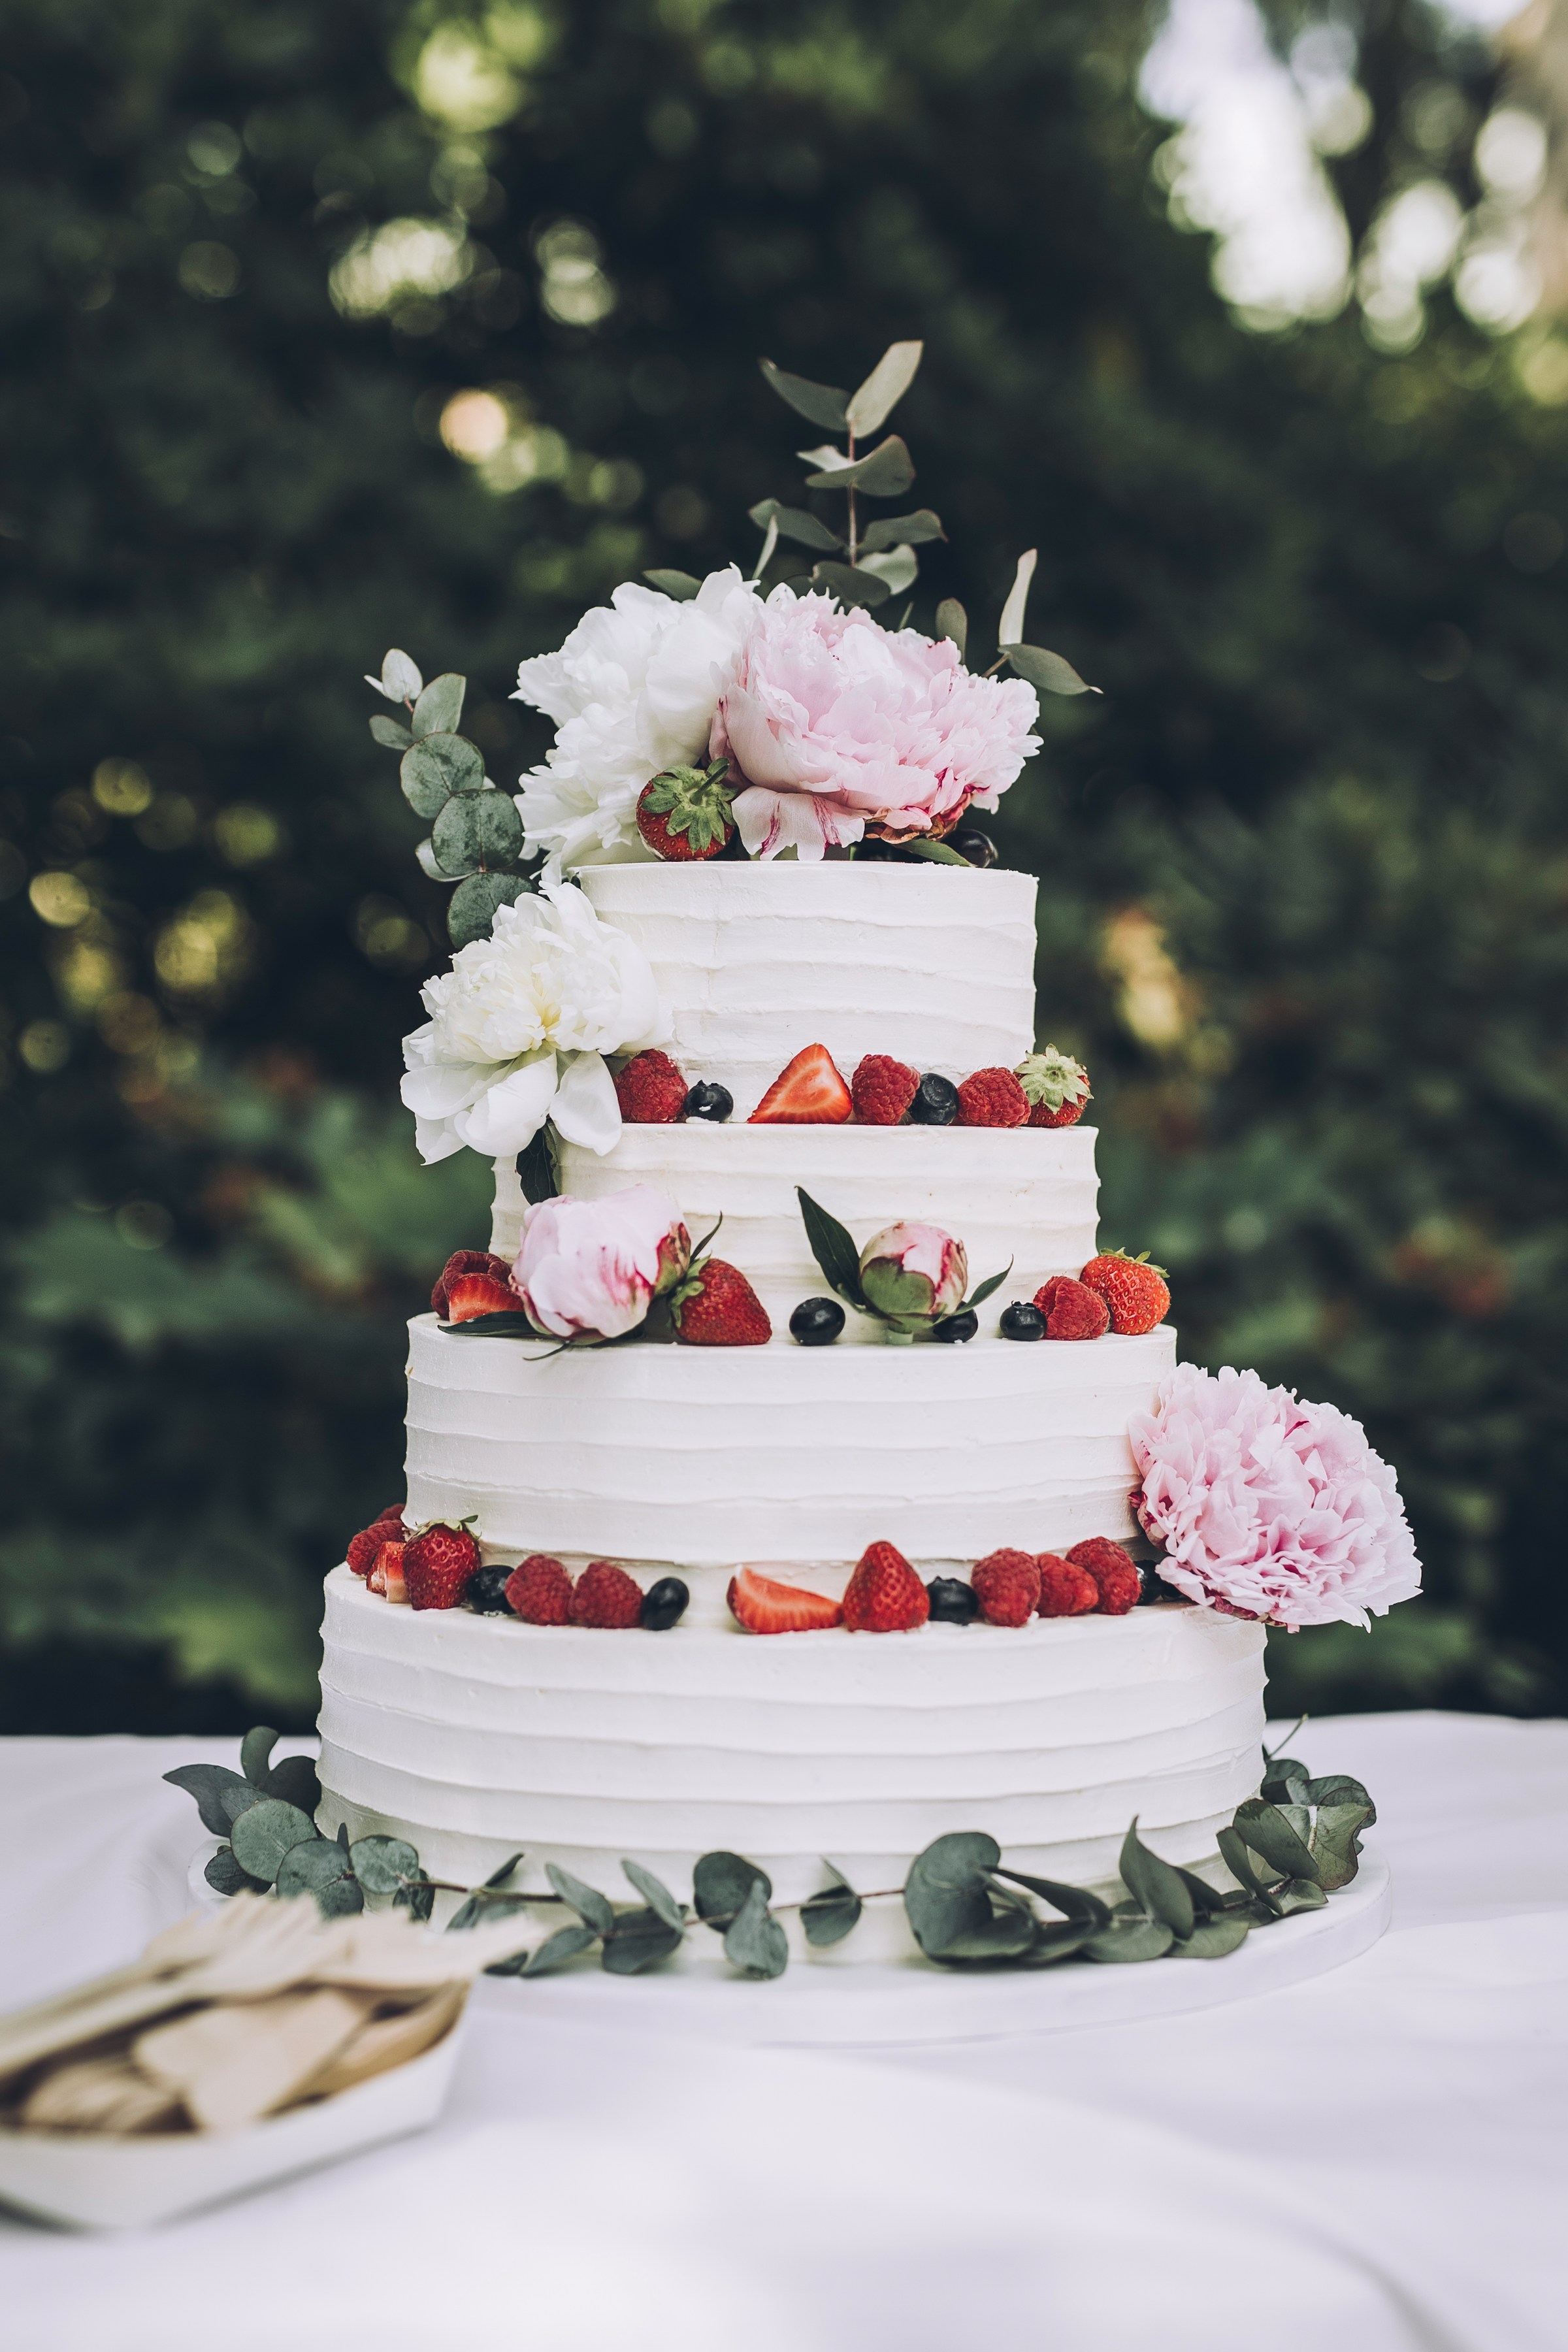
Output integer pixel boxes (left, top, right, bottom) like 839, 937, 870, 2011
316, 1569, 1267, 1965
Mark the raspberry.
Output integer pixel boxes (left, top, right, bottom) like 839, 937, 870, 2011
504, 1555, 574, 1625
1036, 1554, 1098, 1618
955, 1068, 1029, 1128
841, 1540, 930, 1633
568, 1560, 645, 1629
1066, 1537, 1143, 1615
851, 1054, 920, 1126
1033, 1275, 1111, 1341
346, 1514, 404, 1575
971, 1548, 1041, 1626
613, 1049, 689, 1124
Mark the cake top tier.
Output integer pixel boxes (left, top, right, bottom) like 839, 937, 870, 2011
578, 862, 1038, 1111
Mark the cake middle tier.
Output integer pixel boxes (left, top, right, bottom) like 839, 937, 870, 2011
489, 1123, 1100, 1335
404, 1314, 1173, 1571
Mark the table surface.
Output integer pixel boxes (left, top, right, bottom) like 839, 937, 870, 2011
3, 1711, 1565, 2352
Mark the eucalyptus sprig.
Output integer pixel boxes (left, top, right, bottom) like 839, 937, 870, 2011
169, 1729, 1375, 1982
364, 649, 532, 947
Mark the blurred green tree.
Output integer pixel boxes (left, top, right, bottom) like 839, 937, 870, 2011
1, 0, 1564, 1723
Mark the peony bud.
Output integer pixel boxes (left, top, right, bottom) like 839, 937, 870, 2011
515, 1185, 687, 1342
858, 1222, 968, 1330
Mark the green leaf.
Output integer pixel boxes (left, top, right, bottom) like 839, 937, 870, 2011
748, 499, 842, 552
899, 837, 972, 865
795, 1188, 866, 1308
1275, 1878, 1330, 1916
444, 1309, 540, 1339
801, 1878, 863, 1947
220, 1778, 269, 1828
643, 568, 700, 600
925, 1887, 1037, 1966
1217, 1825, 1284, 1916
394, 1872, 435, 1923
229, 1797, 318, 1886
1309, 1801, 1373, 1889
759, 357, 849, 431
936, 598, 968, 661
855, 545, 919, 596
276, 1837, 365, 1916
603, 1907, 685, 1974
1002, 643, 1098, 697
412, 672, 465, 738
860, 509, 945, 553
370, 714, 413, 751
1170, 1912, 1250, 1959
804, 434, 915, 497
1119, 1820, 1196, 1937
516, 1128, 557, 1208
809, 560, 891, 610
1175, 1865, 1230, 1918
724, 1878, 789, 1978
447, 1889, 533, 1932
1305, 1774, 1377, 1824
400, 731, 483, 819
1083, 1916, 1175, 1964
348, 1834, 422, 1895
961, 1263, 1012, 1312
1234, 1797, 1321, 1885
1261, 1767, 1311, 1806
448, 871, 529, 949
693, 1850, 772, 1927
1014, 1918, 1098, 1967
484, 1852, 525, 1887
991, 1869, 1112, 1932
240, 1725, 278, 1786
261, 1755, 321, 1816
521, 1923, 597, 1975
433, 790, 523, 875
163, 1762, 256, 1838
621, 1859, 685, 1932
545, 1861, 616, 1937
204, 1846, 267, 1897
903, 1830, 1000, 1959
845, 340, 923, 435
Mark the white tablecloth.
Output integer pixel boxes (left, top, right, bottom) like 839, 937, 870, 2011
3, 1712, 1564, 2351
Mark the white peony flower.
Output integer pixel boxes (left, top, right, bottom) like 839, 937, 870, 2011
399, 881, 666, 1165
512, 566, 760, 875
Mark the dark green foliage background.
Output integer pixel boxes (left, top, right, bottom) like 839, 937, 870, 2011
2, 0, 1563, 1728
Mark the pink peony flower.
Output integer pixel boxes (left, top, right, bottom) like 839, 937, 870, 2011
710, 591, 1041, 861
515, 1186, 689, 1342
858, 1221, 968, 1327
1130, 1364, 1422, 1631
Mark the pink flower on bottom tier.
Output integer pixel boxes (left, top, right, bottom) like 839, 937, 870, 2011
710, 591, 1041, 860
1130, 1363, 1422, 1631
515, 1186, 689, 1341
858, 1221, 968, 1324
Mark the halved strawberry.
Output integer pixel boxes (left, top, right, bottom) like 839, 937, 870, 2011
370, 1539, 408, 1603
727, 1567, 843, 1633
444, 1271, 521, 1324
431, 1250, 512, 1317
748, 1043, 852, 1125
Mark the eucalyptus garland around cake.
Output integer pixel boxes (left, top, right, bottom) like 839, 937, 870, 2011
168, 1731, 1374, 1982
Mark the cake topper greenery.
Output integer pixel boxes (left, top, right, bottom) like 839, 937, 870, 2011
169, 1727, 1374, 1983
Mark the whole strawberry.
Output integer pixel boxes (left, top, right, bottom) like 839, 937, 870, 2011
635, 759, 736, 860
1079, 1250, 1170, 1336
505, 1554, 574, 1625
431, 1250, 513, 1318
1066, 1537, 1142, 1615
670, 1258, 772, 1346
404, 1522, 480, 1610
1032, 1275, 1111, 1341
841, 1540, 930, 1633
1036, 1553, 1098, 1618
569, 1561, 644, 1628
851, 1053, 919, 1126
956, 1067, 1030, 1128
1017, 1045, 1091, 1129
614, 1048, 689, 1124
972, 1548, 1041, 1626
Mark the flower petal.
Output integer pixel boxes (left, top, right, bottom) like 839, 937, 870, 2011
451, 1052, 560, 1156
549, 1050, 623, 1155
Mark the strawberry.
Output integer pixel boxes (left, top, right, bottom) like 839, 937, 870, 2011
403, 1521, 480, 1611
728, 1567, 843, 1634
955, 1067, 1029, 1128
635, 759, 736, 860
504, 1554, 574, 1625
670, 1258, 772, 1347
1017, 1045, 1091, 1130
370, 1539, 408, 1603
1079, 1250, 1170, 1336
851, 1053, 919, 1126
1032, 1275, 1111, 1341
971, 1548, 1041, 1626
1036, 1553, 1098, 1618
346, 1515, 404, 1576
431, 1250, 514, 1318
444, 1271, 522, 1324
1066, 1537, 1142, 1615
569, 1561, 644, 1628
749, 1043, 853, 1125
613, 1048, 689, 1124
841, 1540, 930, 1633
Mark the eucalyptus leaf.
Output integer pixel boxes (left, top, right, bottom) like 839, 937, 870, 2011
220, 1778, 269, 1828
991, 1869, 1112, 1933
263, 1754, 322, 1816
1233, 1797, 1321, 1885
448, 870, 528, 949
1310, 1802, 1374, 1891
603, 1907, 685, 1974
204, 1846, 268, 1897
401, 731, 483, 818
758, 357, 849, 431
795, 1188, 866, 1308
433, 790, 523, 875
643, 568, 701, 600
546, 1861, 616, 1937
854, 545, 919, 596
860, 508, 945, 553
936, 598, 968, 661
1275, 1878, 1330, 1916
442, 1309, 540, 1339
412, 672, 465, 738
903, 1830, 1000, 1959
369, 649, 422, 702
723, 1879, 789, 1978
516, 1127, 558, 1208
416, 837, 444, 881
229, 1797, 318, 1887
747, 498, 841, 552
238, 1726, 280, 1786
1261, 1767, 1311, 1806
621, 1859, 685, 1932
521, 1923, 598, 1976
1083, 1916, 1175, 1964
846, 340, 923, 435
1170, 1912, 1250, 1959
1279, 1801, 1313, 1846
484, 1852, 525, 1887
1216, 1825, 1284, 1916
899, 837, 972, 865
370, 713, 414, 751
1305, 1774, 1377, 1823
925, 1893, 1037, 1967
1014, 1918, 1098, 1967
349, 1835, 422, 1896
801, 1880, 862, 1947
1119, 1820, 1196, 1937
163, 1762, 256, 1838
693, 1850, 772, 1927
276, 1838, 365, 1916
394, 1873, 435, 1923
809, 560, 891, 610
1002, 642, 1098, 697
804, 434, 915, 498
1174, 1865, 1230, 1918
447, 1890, 533, 1932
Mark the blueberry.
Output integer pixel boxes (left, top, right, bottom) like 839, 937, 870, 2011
683, 1081, 733, 1123
926, 1576, 981, 1623
932, 1309, 978, 1344
790, 1296, 846, 1347
999, 1301, 1046, 1341
640, 1576, 689, 1630
949, 826, 999, 868
468, 1564, 515, 1615
908, 1073, 960, 1126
